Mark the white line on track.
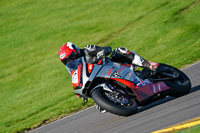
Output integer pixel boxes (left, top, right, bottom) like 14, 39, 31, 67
52, 106, 95, 123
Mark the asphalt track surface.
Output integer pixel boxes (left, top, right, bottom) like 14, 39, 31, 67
30, 62, 200, 133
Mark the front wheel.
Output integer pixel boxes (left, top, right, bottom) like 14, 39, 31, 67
91, 87, 138, 116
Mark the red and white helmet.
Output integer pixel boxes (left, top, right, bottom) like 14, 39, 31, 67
58, 42, 81, 65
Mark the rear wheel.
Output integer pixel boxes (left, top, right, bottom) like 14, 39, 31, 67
157, 64, 191, 97
91, 87, 138, 116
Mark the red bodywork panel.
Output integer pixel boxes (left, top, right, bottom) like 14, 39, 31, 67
111, 78, 135, 89
132, 82, 170, 102
111, 78, 170, 102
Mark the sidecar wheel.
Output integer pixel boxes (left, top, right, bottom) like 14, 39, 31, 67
91, 88, 138, 116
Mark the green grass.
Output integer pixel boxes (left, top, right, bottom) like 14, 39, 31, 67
175, 125, 200, 133
0, 0, 200, 132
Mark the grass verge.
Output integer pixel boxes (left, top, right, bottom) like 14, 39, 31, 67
175, 125, 200, 133
0, 0, 200, 132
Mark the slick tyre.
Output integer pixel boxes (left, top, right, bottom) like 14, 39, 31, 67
91, 88, 138, 116
158, 64, 191, 97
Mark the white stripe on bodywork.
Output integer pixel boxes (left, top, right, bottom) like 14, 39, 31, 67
82, 57, 89, 88
158, 84, 161, 91
153, 85, 156, 93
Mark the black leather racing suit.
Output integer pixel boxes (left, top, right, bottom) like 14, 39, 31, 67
81, 45, 151, 69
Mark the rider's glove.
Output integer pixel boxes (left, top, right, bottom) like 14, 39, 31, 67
84, 45, 112, 64
91, 49, 105, 64
96, 49, 105, 59
85, 45, 96, 51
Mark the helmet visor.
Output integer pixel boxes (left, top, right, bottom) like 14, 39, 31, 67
62, 51, 79, 65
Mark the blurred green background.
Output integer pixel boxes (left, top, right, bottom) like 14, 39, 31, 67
0, 0, 200, 132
